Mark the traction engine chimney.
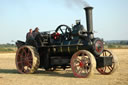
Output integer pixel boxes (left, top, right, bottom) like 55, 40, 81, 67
84, 7, 94, 39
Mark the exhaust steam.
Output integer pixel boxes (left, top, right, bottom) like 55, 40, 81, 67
65, 0, 90, 8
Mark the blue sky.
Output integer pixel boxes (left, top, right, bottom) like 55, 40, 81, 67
0, 0, 128, 44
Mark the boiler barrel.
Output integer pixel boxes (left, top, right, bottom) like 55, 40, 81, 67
49, 45, 91, 56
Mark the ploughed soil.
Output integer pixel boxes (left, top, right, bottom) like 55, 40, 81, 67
0, 49, 128, 85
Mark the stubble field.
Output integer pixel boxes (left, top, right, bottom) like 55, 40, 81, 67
0, 49, 128, 85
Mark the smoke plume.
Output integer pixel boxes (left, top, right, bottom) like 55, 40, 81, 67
65, 0, 90, 8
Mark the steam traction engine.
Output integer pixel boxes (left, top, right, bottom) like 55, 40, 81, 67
15, 7, 118, 78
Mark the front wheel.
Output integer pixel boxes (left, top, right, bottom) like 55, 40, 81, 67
70, 50, 96, 78
96, 49, 118, 75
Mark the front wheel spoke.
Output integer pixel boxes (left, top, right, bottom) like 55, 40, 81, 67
103, 66, 106, 72
103, 52, 105, 56
104, 52, 107, 56
108, 66, 113, 71
109, 54, 112, 57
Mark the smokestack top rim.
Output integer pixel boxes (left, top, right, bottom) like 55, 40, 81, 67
84, 6, 93, 10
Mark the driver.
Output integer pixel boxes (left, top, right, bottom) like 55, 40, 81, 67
26, 29, 37, 46
26, 29, 34, 42
33, 27, 40, 39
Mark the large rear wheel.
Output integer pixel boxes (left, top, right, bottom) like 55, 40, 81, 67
70, 50, 96, 78
15, 46, 40, 74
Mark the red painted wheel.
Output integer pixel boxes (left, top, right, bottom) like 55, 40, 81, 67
96, 49, 118, 75
15, 46, 40, 74
70, 50, 96, 78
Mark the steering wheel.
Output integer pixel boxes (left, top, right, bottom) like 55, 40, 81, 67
55, 24, 72, 40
